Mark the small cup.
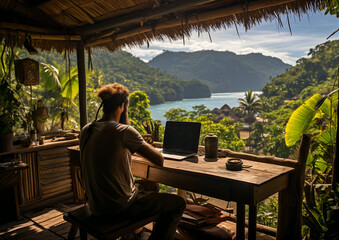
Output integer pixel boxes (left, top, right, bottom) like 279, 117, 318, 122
226, 158, 243, 171
39, 136, 45, 145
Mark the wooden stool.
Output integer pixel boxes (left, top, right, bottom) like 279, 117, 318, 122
63, 206, 158, 240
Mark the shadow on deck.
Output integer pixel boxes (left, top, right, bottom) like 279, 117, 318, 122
0, 201, 90, 240
0, 200, 275, 240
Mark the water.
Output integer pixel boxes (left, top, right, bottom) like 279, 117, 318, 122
148, 92, 261, 123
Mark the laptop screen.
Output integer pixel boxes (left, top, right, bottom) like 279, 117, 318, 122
163, 121, 201, 153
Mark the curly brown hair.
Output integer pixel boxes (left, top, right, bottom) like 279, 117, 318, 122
97, 83, 130, 124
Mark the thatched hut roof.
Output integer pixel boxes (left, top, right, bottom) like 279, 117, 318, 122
0, 0, 321, 53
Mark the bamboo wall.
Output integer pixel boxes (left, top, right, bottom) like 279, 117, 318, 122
19, 152, 40, 203
2, 141, 80, 210
72, 168, 86, 202
38, 146, 72, 200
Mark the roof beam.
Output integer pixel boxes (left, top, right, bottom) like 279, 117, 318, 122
0, 29, 80, 41
87, 0, 296, 47
16, 0, 53, 8
79, 0, 216, 34
0, 22, 59, 34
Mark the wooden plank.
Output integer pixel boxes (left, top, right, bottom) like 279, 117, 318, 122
42, 183, 72, 195
39, 158, 70, 167
39, 147, 70, 157
253, 173, 289, 204
137, 156, 294, 186
147, 165, 251, 203
21, 192, 73, 212
40, 171, 70, 180
41, 179, 72, 191
42, 188, 72, 200
38, 215, 65, 229
221, 149, 297, 168
39, 152, 70, 161
0, 219, 34, 234
131, 162, 149, 178
40, 161, 70, 170
2, 224, 44, 240
0, 139, 78, 156
40, 166, 71, 175
0, 22, 59, 34
26, 209, 63, 223
40, 175, 71, 185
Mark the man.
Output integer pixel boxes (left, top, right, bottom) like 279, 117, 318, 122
79, 83, 185, 240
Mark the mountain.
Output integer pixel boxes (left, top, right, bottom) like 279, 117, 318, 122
148, 50, 291, 92
24, 50, 211, 105
261, 40, 339, 107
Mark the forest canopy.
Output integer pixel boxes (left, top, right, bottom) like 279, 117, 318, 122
22, 50, 211, 105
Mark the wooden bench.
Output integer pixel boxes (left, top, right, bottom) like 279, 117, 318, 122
63, 206, 159, 240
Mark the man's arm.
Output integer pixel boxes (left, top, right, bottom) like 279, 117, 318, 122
137, 144, 164, 167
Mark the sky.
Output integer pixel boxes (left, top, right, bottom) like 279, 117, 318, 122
123, 11, 338, 65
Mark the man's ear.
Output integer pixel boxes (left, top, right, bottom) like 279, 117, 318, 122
120, 102, 125, 111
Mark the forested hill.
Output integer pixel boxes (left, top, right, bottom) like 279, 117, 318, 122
25, 50, 211, 105
261, 40, 339, 103
148, 50, 291, 92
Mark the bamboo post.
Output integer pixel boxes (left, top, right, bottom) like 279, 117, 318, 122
77, 39, 88, 129
277, 134, 311, 240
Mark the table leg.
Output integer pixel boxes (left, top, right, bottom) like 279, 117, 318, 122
236, 203, 245, 240
248, 204, 257, 240
177, 189, 187, 202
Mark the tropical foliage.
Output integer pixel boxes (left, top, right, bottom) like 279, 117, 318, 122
251, 40, 339, 158
128, 91, 152, 133
285, 88, 338, 239
237, 90, 262, 122
23, 49, 211, 105
0, 45, 26, 136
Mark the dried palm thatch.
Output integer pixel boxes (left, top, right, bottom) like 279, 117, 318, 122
0, 0, 322, 53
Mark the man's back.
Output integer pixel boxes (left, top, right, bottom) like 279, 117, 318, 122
79, 121, 145, 215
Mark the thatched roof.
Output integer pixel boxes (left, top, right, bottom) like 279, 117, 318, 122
0, 0, 322, 53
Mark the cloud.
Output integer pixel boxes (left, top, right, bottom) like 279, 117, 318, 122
123, 12, 338, 65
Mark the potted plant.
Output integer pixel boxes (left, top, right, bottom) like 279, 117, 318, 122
0, 79, 23, 152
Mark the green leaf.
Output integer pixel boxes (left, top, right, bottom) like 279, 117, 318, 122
305, 94, 322, 109
315, 158, 328, 173
319, 98, 332, 117
315, 127, 336, 146
285, 94, 322, 147
61, 68, 79, 100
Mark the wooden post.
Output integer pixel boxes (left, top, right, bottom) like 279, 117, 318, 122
236, 203, 245, 240
76, 40, 88, 129
277, 134, 311, 240
248, 204, 257, 240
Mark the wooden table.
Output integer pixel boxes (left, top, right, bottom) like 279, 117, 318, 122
68, 146, 295, 240
132, 155, 294, 240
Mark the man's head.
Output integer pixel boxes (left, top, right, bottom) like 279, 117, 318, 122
97, 83, 130, 124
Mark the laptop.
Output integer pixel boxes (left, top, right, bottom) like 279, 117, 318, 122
159, 121, 201, 160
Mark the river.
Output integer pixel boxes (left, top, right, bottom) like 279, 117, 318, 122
148, 92, 261, 123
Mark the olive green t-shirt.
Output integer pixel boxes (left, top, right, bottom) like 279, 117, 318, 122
79, 121, 147, 215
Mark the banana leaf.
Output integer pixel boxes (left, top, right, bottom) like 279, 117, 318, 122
285, 94, 322, 146
61, 68, 79, 100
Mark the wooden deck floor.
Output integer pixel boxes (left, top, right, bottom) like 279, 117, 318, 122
0, 201, 90, 240
0, 200, 275, 240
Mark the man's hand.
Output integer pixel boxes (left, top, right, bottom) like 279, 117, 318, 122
137, 144, 164, 167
